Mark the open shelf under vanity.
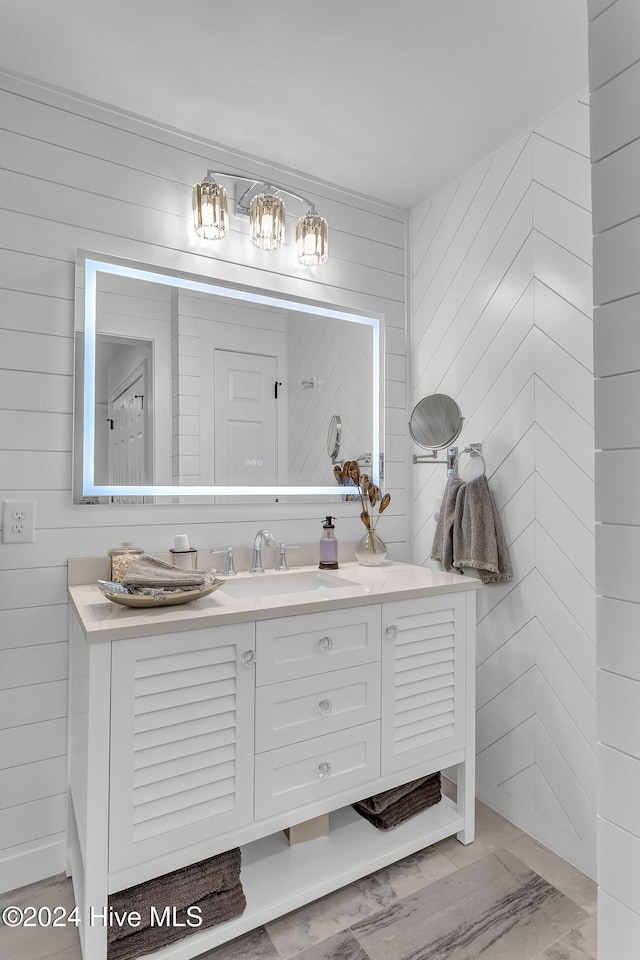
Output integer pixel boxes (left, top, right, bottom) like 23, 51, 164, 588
132, 799, 464, 960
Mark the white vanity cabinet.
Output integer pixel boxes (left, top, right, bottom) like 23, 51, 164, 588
108, 623, 256, 873
381, 593, 467, 776
67, 562, 478, 960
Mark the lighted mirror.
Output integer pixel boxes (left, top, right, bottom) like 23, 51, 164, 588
73, 253, 383, 503
409, 394, 464, 450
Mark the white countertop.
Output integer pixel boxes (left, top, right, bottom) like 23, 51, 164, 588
68, 560, 481, 643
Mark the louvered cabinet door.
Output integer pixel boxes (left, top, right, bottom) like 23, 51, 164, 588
108, 624, 255, 873
381, 594, 466, 776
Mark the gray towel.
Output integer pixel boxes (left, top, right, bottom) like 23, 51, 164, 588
107, 849, 245, 960
354, 774, 438, 815
122, 555, 215, 589
452, 474, 512, 583
430, 473, 464, 571
353, 774, 442, 830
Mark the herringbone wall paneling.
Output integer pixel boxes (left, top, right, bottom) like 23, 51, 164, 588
410, 98, 596, 876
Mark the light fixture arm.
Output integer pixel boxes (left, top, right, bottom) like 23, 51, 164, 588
203, 170, 318, 215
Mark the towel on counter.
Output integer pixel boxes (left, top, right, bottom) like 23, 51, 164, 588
121, 555, 216, 590
452, 474, 512, 583
430, 473, 464, 572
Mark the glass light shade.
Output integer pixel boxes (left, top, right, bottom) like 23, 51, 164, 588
296, 212, 329, 265
250, 194, 285, 250
193, 180, 229, 240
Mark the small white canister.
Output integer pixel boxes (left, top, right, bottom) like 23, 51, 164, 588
170, 534, 197, 570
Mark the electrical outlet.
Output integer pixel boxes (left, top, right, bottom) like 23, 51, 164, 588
1, 500, 36, 543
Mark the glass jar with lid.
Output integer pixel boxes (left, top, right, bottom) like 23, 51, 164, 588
108, 541, 144, 582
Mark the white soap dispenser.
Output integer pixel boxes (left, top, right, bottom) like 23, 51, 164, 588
319, 516, 339, 570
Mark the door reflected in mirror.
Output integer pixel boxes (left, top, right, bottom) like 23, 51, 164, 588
74, 254, 383, 502
95, 335, 153, 502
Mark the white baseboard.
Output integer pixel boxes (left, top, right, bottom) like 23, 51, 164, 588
0, 833, 66, 895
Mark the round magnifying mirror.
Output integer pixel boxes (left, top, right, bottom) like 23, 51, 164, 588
327, 414, 342, 462
409, 394, 464, 449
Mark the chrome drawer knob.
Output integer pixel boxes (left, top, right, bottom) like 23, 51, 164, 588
318, 635, 333, 653
318, 699, 332, 716
241, 649, 257, 667
318, 762, 332, 779
386, 624, 398, 640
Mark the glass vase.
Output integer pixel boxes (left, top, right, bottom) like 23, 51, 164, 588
355, 530, 387, 566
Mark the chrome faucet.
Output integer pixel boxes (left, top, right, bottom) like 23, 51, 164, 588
250, 529, 277, 574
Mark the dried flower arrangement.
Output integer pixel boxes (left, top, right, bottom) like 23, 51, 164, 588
334, 460, 391, 553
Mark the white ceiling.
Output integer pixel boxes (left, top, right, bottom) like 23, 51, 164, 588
0, 0, 588, 208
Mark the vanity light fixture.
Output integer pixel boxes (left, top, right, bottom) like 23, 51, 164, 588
192, 174, 229, 240
296, 211, 328, 266
249, 191, 286, 251
192, 170, 329, 266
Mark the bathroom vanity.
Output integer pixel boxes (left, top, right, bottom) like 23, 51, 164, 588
67, 560, 480, 960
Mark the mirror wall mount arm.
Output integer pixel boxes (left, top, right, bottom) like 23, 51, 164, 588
413, 447, 459, 476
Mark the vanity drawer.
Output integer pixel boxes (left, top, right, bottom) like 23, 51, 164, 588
256, 605, 381, 685
255, 722, 380, 819
255, 663, 381, 752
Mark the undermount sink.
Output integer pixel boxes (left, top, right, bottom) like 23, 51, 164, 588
220, 570, 359, 599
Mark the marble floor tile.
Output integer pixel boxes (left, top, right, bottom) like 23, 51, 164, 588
0, 875, 81, 960
534, 914, 597, 960
568, 914, 597, 958
291, 929, 371, 960
505, 835, 597, 915
46, 948, 83, 960
436, 797, 525, 868
265, 845, 456, 958
352, 848, 587, 960
535, 941, 591, 960
199, 926, 279, 959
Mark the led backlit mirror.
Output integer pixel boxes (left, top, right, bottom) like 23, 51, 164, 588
73, 252, 384, 503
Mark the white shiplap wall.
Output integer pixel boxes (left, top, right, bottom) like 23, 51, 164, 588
590, 1, 640, 955
0, 71, 408, 891
410, 98, 596, 876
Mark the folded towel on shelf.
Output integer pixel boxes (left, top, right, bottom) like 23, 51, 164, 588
107, 849, 246, 960
353, 773, 442, 830
121, 555, 216, 590
108, 848, 242, 932
353, 775, 434, 815
430, 473, 464, 572
452, 474, 512, 583
107, 884, 246, 960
